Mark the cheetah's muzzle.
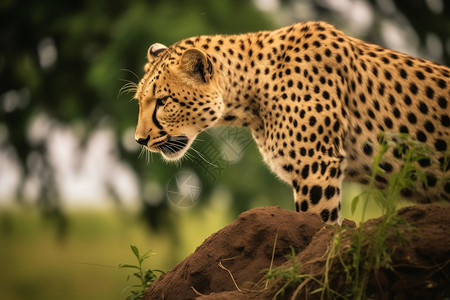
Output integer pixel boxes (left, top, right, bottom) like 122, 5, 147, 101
159, 136, 189, 155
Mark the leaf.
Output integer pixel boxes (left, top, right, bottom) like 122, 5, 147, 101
130, 245, 140, 260
310, 288, 323, 294
119, 264, 140, 270
351, 195, 360, 215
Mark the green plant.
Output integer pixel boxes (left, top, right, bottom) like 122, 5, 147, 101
316, 132, 434, 300
344, 133, 433, 299
119, 245, 165, 300
265, 246, 304, 299
265, 133, 437, 300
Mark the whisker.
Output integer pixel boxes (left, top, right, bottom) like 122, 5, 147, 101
195, 125, 214, 137
120, 68, 140, 81
138, 147, 145, 159
118, 80, 138, 99
189, 146, 219, 168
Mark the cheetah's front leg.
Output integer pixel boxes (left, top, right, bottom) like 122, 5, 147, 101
293, 156, 346, 223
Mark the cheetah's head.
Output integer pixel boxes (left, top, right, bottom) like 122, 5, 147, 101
134, 43, 223, 160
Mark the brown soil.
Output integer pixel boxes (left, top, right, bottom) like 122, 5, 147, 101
144, 205, 450, 300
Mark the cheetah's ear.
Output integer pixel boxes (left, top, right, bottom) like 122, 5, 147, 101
147, 43, 168, 61
180, 48, 213, 83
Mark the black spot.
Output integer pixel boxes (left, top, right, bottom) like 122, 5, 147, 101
395, 82, 402, 94
424, 121, 435, 133
293, 180, 299, 192
407, 113, 417, 124
316, 104, 323, 113
393, 147, 404, 159
384, 70, 392, 80
330, 208, 339, 222
426, 86, 434, 99
287, 80, 293, 87
384, 117, 393, 129
301, 165, 309, 179
399, 125, 409, 134
425, 174, 437, 187
388, 94, 395, 105
379, 162, 393, 172
302, 186, 308, 195
442, 115, 449, 127
400, 188, 413, 198
310, 185, 322, 205
320, 209, 330, 222
409, 83, 418, 94
295, 202, 300, 212
418, 158, 431, 167
437, 79, 447, 89
416, 130, 427, 142
312, 162, 318, 174
325, 186, 336, 199
363, 143, 373, 156
403, 95, 412, 106
330, 167, 337, 178
300, 147, 306, 156
438, 96, 447, 109
445, 183, 450, 194
418, 102, 428, 114
415, 70, 425, 80
399, 69, 407, 79
333, 121, 340, 132
300, 200, 308, 212
224, 115, 236, 121
289, 150, 296, 159
435, 139, 447, 151
375, 174, 388, 184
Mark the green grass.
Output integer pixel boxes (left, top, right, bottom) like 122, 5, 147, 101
338, 133, 433, 299
0, 202, 232, 300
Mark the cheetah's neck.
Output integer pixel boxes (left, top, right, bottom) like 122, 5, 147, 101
175, 30, 280, 138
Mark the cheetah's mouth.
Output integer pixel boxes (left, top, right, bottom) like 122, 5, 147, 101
158, 135, 189, 158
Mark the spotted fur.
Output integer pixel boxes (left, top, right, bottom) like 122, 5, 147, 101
134, 21, 450, 223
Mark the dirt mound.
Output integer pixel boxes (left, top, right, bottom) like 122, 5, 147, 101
144, 205, 450, 300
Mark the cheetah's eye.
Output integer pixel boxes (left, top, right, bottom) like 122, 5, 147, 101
156, 96, 169, 107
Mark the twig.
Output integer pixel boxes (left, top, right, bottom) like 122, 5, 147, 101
218, 260, 242, 292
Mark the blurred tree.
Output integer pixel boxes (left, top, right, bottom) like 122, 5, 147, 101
279, 0, 450, 65
2, 0, 449, 234
0, 0, 281, 233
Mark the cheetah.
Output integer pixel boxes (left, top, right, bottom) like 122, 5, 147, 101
134, 21, 450, 223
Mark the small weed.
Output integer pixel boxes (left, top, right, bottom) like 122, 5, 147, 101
119, 245, 165, 300
264, 246, 303, 299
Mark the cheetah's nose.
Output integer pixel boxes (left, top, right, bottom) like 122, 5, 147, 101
136, 135, 150, 146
